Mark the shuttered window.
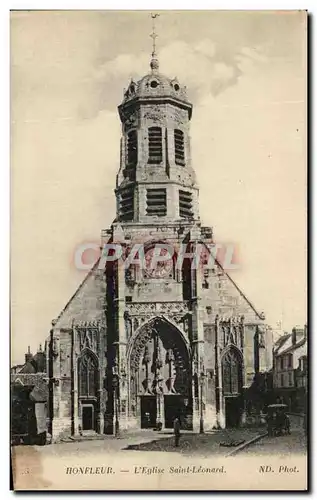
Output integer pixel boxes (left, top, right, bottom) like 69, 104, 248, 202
174, 129, 185, 165
146, 188, 167, 216
179, 190, 193, 218
127, 130, 137, 167
148, 127, 163, 164
119, 187, 134, 221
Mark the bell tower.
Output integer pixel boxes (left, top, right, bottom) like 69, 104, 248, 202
115, 18, 199, 225
46, 14, 272, 442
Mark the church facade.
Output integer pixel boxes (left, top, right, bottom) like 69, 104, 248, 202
45, 51, 273, 442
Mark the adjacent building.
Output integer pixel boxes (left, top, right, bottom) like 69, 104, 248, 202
11, 346, 48, 444
273, 325, 307, 412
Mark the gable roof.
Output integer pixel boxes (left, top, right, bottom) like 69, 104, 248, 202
53, 259, 100, 324
211, 256, 265, 321
277, 337, 307, 356
274, 333, 292, 354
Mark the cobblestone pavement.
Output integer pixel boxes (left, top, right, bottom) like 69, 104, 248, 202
124, 428, 265, 457
238, 428, 307, 456
17, 427, 265, 458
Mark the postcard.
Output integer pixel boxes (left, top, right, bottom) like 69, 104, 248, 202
11, 10, 307, 491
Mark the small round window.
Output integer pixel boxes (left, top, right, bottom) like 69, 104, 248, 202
150, 80, 159, 88
174, 84, 180, 91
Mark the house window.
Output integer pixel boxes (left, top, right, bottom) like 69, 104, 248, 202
127, 130, 137, 167
179, 190, 193, 218
148, 127, 163, 164
288, 354, 292, 368
146, 188, 167, 216
119, 187, 134, 221
280, 357, 284, 370
174, 129, 185, 165
280, 373, 284, 387
288, 372, 293, 386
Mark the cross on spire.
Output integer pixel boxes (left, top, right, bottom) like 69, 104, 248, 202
150, 13, 159, 56
150, 13, 160, 72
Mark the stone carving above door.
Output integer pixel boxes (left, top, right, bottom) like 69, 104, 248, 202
125, 301, 189, 316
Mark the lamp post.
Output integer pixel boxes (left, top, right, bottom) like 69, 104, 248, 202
200, 372, 205, 434
113, 373, 120, 438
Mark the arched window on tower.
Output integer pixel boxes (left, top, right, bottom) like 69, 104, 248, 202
78, 351, 98, 398
148, 127, 163, 164
174, 129, 185, 166
127, 130, 138, 167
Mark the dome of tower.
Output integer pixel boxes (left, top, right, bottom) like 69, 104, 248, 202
122, 64, 189, 104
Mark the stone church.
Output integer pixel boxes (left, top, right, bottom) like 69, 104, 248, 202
45, 49, 273, 441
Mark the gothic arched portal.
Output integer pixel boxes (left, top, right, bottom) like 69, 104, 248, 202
128, 317, 192, 430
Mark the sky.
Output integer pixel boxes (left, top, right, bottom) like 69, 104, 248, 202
10, 10, 307, 365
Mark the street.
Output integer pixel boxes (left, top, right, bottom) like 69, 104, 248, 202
11, 420, 307, 490
12, 424, 307, 459
237, 414, 307, 456
12, 413, 307, 459
238, 428, 307, 456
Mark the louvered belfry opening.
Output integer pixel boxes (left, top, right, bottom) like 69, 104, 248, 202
127, 130, 137, 167
119, 186, 134, 221
179, 190, 193, 218
148, 127, 163, 164
174, 129, 185, 165
146, 188, 167, 217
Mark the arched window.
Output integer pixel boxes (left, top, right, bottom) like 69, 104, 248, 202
78, 351, 98, 398
127, 130, 137, 167
148, 127, 162, 164
174, 129, 185, 165
222, 349, 242, 395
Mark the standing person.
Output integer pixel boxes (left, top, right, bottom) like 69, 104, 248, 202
173, 416, 181, 447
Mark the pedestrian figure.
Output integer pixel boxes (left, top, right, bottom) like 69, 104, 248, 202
173, 416, 181, 447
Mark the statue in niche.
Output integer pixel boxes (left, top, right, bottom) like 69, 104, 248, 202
166, 348, 177, 394
142, 345, 152, 394
151, 336, 163, 394
124, 311, 132, 339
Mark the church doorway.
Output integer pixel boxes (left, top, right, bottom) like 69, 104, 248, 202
82, 403, 95, 431
225, 396, 242, 428
129, 316, 191, 431
164, 395, 185, 429
221, 347, 243, 428
141, 396, 156, 428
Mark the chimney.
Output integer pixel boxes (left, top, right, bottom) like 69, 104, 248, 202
292, 326, 305, 345
25, 345, 33, 363
34, 344, 46, 373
